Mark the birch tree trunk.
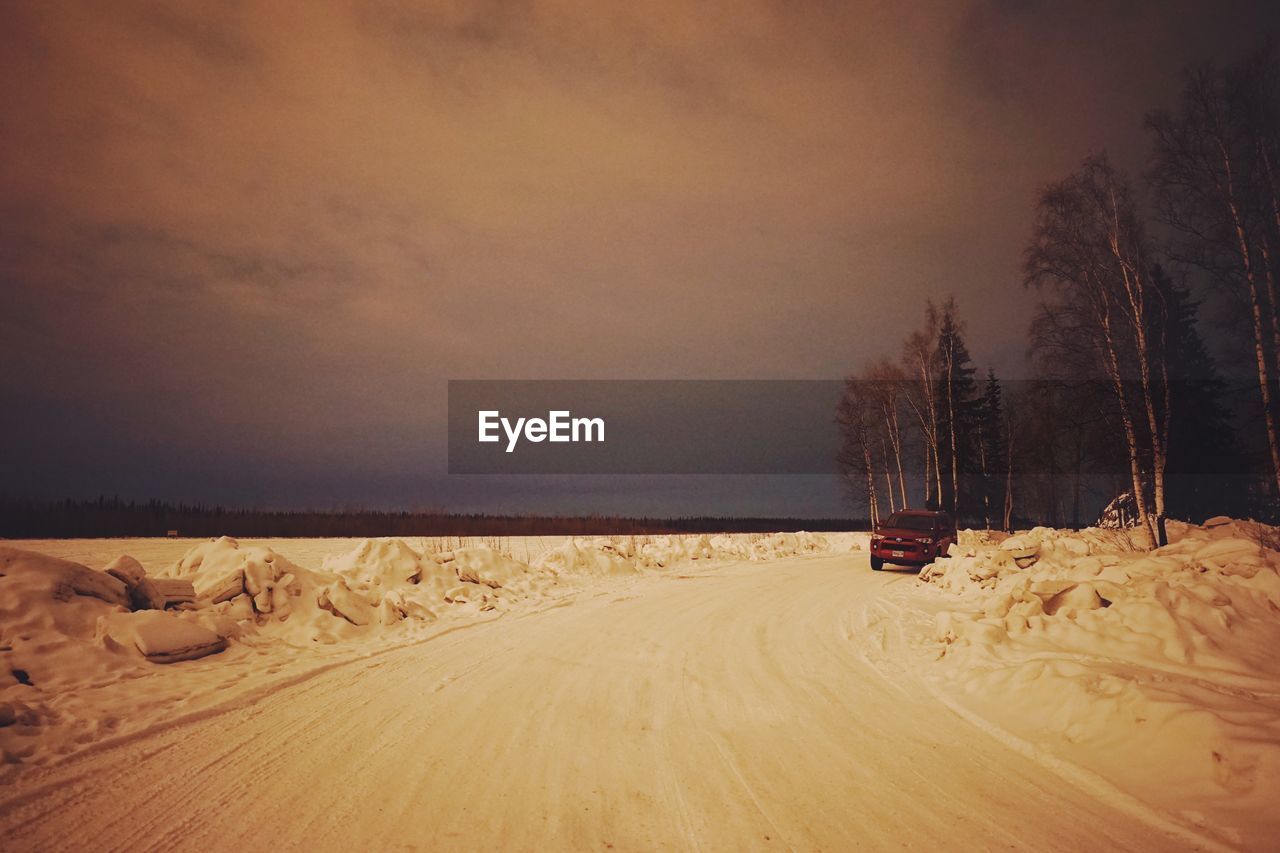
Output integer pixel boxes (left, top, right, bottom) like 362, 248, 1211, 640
1221, 146, 1280, 496
1099, 302, 1157, 547
1104, 181, 1168, 534
880, 435, 896, 512
864, 445, 879, 527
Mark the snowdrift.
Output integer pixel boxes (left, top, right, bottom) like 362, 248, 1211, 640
0, 530, 855, 768
0, 546, 241, 764
919, 519, 1280, 846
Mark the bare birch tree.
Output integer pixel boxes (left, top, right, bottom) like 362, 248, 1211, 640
1024, 155, 1168, 545
1149, 61, 1280, 496
868, 358, 910, 509
836, 377, 881, 525
901, 305, 943, 507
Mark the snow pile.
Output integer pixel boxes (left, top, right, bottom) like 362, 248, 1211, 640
5, 529, 864, 681
164, 536, 379, 645
958, 528, 1011, 547
168, 537, 553, 642
533, 539, 638, 576
521, 531, 849, 572
1, 530, 866, 768
442, 545, 563, 608
0, 535, 559, 766
322, 537, 448, 589
0, 546, 241, 763
751, 531, 831, 560
919, 520, 1280, 844
164, 530, 861, 648
627, 531, 842, 568
0, 547, 142, 687
100, 611, 228, 664
0, 544, 240, 675
169, 536, 310, 614
322, 538, 466, 620
633, 534, 720, 567
103, 555, 166, 610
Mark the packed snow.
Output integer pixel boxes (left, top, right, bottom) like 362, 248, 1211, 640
0, 531, 861, 770
907, 517, 1280, 848
3, 521, 1279, 849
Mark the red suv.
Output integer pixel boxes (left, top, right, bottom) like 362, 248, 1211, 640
869, 510, 956, 571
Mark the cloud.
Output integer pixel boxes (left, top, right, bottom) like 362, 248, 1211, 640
2, 0, 1277, 510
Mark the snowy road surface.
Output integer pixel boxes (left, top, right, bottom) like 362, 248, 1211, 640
0, 554, 1199, 851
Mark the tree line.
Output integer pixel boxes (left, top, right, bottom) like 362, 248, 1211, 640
0, 496, 861, 539
839, 43, 1280, 541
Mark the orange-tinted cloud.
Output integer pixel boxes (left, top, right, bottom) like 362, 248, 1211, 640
2, 0, 1276, 509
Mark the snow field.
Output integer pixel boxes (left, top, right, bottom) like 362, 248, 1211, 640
8, 519, 1277, 846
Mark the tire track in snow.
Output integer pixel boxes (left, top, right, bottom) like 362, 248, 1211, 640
1, 555, 1202, 852
853, 585, 1234, 853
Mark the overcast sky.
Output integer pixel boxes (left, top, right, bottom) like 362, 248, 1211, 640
3, 0, 1278, 515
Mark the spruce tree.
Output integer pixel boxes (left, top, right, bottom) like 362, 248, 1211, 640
976, 370, 1008, 528
1151, 267, 1243, 519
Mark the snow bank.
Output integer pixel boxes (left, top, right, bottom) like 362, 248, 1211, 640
624, 530, 846, 568
322, 537, 442, 587
751, 531, 833, 560
0, 546, 244, 764
168, 537, 525, 642
533, 539, 638, 576
919, 519, 1280, 846
0, 547, 143, 688
1, 530, 862, 769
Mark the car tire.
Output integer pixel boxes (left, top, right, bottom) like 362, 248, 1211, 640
870, 556, 884, 571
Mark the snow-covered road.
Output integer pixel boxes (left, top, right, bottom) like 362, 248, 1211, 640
0, 554, 1198, 851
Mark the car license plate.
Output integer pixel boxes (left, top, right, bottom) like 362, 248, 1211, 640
892, 550, 905, 558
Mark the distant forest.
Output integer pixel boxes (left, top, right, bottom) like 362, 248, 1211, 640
0, 496, 862, 539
